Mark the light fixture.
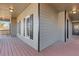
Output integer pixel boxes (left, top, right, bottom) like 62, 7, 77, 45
10, 9, 13, 12
72, 6, 77, 14
72, 10, 77, 14
9, 7, 14, 13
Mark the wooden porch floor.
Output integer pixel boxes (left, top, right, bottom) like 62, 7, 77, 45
40, 36, 79, 56
0, 35, 38, 56
1, 35, 79, 56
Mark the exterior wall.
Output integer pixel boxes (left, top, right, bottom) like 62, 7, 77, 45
40, 4, 72, 51
11, 18, 17, 36
16, 3, 72, 51
17, 4, 39, 50
57, 11, 72, 41
40, 4, 60, 51
69, 19, 72, 39
58, 11, 65, 41
66, 12, 72, 40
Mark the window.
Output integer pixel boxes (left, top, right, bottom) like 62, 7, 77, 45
26, 14, 33, 40
27, 17, 30, 37
23, 18, 25, 36
29, 14, 33, 39
18, 21, 21, 35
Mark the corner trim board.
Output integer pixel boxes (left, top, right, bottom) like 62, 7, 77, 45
64, 10, 66, 42
38, 3, 40, 52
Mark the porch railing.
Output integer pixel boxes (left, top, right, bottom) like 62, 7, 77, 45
0, 30, 10, 35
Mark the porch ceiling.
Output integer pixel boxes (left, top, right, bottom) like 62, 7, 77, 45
0, 3, 30, 19
50, 3, 79, 20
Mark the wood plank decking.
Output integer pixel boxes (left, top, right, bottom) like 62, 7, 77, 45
0, 35, 79, 56
0, 35, 38, 56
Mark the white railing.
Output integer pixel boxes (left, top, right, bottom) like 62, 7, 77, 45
0, 30, 10, 35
